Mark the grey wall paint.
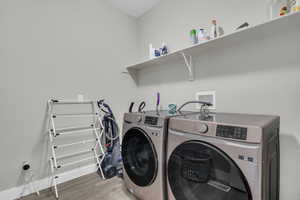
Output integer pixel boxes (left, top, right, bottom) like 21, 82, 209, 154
0, 0, 138, 192
137, 0, 300, 199
1, 0, 299, 199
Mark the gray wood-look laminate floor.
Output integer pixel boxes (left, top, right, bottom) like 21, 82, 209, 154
21, 173, 136, 200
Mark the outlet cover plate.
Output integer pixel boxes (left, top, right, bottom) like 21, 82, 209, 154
195, 91, 216, 110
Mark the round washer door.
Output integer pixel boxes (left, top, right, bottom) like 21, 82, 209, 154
168, 141, 252, 200
122, 128, 158, 187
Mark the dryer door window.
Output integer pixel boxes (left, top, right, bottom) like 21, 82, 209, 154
122, 128, 158, 187
168, 141, 252, 200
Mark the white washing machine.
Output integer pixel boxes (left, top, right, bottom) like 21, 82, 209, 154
167, 112, 280, 200
121, 111, 194, 200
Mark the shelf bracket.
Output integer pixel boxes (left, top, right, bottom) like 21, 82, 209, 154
181, 52, 194, 81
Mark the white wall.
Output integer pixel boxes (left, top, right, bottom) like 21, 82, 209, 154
0, 0, 137, 193
136, 0, 300, 199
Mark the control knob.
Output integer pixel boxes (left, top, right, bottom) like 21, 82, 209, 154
137, 116, 143, 123
199, 124, 208, 134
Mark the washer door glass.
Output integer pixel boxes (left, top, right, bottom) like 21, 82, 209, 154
122, 128, 158, 187
168, 141, 252, 200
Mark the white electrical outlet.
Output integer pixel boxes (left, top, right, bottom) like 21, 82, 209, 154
77, 94, 84, 102
195, 91, 216, 110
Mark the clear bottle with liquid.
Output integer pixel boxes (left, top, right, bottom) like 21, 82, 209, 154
268, 0, 277, 19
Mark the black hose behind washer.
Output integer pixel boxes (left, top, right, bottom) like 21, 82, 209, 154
177, 101, 212, 112
97, 100, 121, 179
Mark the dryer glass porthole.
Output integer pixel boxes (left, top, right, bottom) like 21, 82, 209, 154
122, 128, 158, 187
168, 141, 252, 200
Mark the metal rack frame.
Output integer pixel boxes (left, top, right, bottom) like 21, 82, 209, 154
47, 99, 105, 199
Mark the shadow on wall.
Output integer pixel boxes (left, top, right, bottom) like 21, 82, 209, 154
137, 23, 300, 86
280, 133, 300, 200
16, 103, 50, 194
34, 103, 52, 180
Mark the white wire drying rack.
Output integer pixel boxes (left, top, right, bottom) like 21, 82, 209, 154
47, 99, 105, 199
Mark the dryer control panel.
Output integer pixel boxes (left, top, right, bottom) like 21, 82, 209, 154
216, 125, 247, 140
144, 116, 159, 126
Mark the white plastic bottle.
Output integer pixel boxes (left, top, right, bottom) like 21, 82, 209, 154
198, 29, 208, 43
210, 20, 224, 39
149, 44, 155, 59
268, 0, 277, 19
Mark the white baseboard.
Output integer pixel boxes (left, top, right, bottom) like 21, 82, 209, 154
0, 164, 98, 200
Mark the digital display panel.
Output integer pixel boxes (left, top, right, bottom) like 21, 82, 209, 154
216, 125, 247, 140
145, 116, 158, 126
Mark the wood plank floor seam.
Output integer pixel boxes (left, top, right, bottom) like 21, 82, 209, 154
21, 173, 136, 200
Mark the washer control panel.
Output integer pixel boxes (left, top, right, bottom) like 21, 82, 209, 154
216, 125, 247, 140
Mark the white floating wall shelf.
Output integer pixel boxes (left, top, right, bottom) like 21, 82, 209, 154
125, 12, 300, 85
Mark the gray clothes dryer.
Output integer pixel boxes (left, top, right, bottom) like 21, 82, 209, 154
121, 111, 194, 200
167, 113, 280, 200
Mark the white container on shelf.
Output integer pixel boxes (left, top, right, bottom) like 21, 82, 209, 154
149, 44, 155, 59
198, 29, 209, 43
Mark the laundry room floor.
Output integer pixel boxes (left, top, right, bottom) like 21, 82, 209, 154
21, 173, 136, 200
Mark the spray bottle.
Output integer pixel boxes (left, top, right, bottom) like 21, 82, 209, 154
291, 0, 300, 12
210, 19, 224, 39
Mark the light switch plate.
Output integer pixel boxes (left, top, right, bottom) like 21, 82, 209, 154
195, 91, 216, 110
